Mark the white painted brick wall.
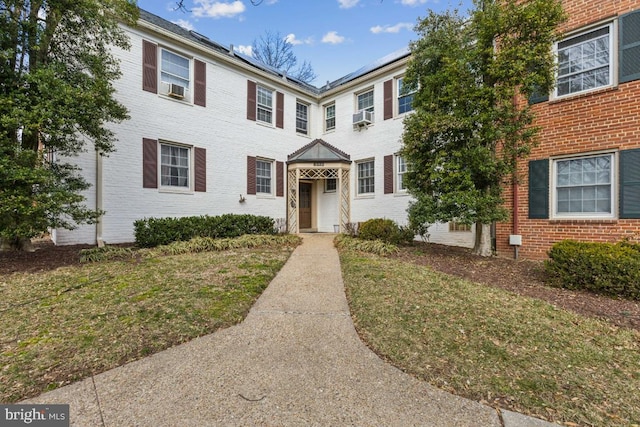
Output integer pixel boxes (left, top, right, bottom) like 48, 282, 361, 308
54, 23, 473, 249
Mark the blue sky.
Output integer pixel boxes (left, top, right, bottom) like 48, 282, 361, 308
136, 0, 474, 86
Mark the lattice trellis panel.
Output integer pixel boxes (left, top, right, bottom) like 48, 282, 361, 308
299, 168, 339, 179
340, 168, 350, 232
287, 170, 298, 233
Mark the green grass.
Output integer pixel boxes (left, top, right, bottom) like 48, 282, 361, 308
339, 249, 640, 427
0, 235, 301, 403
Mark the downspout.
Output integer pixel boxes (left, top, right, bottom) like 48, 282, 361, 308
513, 177, 519, 260
96, 150, 105, 248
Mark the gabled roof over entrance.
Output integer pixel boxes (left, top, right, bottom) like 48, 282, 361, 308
288, 139, 351, 163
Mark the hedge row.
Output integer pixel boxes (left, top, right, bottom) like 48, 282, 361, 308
133, 214, 276, 248
545, 240, 640, 301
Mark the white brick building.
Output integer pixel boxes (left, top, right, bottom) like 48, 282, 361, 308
51, 9, 474, 249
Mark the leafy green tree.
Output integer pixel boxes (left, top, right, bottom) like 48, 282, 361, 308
401, 0, 565, 256
0, 0, 139, 250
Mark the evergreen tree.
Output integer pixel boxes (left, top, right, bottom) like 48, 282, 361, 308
402, 0, 565, 256
0, 0, 139, 250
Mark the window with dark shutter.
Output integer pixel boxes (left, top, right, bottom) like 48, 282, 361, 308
142, 138, 158, 188
384, 155, 393, 194
142, 40, 158, 93
528, 159, 549, 219
383, 80, 393, 120
276, 91, 284, 129
276, 161, 284, 197
194, 59, 206, 107
194, 147, 206, 192
247, 81, 257, 121
620, 149, 640, 218
247, 156, 256, 195
619, 10, 640, 84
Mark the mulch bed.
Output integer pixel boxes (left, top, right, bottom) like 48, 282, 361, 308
394, 242, 640, 331
2, 239, 639, 331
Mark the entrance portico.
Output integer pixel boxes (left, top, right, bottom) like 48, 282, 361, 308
287, 139, 351, 234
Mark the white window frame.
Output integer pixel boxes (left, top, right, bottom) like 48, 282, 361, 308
256, 158, 274, 196
324, 103, 336, 132
325, 178, 337, 193
256, 85, 274, 125
554, 22, 615, 99
159, 141, 192, 190
396, 155, 408, 193
296, 101, 309, 135
551, 151, 617, 219
397, 77, 415, 115
356, 88, 374, 115
160, 48, 191, 100
357, 159, 375, 196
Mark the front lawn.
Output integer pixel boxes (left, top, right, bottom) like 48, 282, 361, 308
339, 248, 640, 427
0, 235, 300, 402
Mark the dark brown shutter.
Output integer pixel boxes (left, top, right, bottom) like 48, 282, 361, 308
276, 91, 284, 128
383, 79, 393, 120
384, 155, 393, 194
142, 40, 157, 93
194, 59, 206, 107
276, 161, 284, 197
142, 138, 158, 188
194, 147, 206, 192
247, 81, 256, 121
247, 156, 256, 195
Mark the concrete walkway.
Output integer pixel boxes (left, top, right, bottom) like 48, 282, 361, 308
25, 234, 558, 426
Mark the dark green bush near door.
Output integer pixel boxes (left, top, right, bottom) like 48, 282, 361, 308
545, 240, 640, 300
357, 218, 414, 245
134, 214, 276, 247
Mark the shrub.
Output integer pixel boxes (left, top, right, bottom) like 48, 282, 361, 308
357, 218, 414, 245
134, 214, 276, 248
545, 240, 640, 300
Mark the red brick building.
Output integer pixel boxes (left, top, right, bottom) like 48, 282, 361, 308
496, 0, 640, 259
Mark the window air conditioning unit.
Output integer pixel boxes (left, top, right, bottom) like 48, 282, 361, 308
168, 83, 185, 99
353, 109, 373, 126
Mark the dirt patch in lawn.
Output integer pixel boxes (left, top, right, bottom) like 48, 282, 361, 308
393, 242, 640, 331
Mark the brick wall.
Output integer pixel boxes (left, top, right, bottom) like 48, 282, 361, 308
496, 0, 640, 260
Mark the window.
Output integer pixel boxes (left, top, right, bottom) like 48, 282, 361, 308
397, 77, 414, 115
357, 89, 374, 114
553, 153, 614, 217
160, 143, 190, 188
296, 102, 309, 135
257, 85, 273, 124
161, 49, 190, 91
556, 25, 612, 97
357, 160, 375, 195
449, 222, 471, 232
396, 155, 408, 192
325, 178, 337, 192
325, 104, 335, 131
256, 159, 273, 194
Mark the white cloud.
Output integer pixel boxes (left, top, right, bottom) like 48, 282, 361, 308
236, 45, 253, 56
338, 0, 359, 9
192, 1, 245, 18
285, 33, 313, 46
370, 22, 413, 34
322, 31, 345, 44
172, 19, 195, 31
285, 33, 303, 45
400, 0, 429, 5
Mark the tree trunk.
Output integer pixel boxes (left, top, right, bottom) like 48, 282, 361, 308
472, 222, 492, 257
0, 237, 35, 252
